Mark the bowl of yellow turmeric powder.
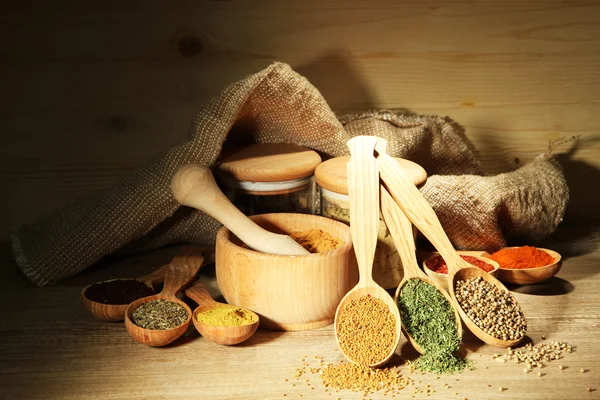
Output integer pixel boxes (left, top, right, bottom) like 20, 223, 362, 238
215, 213, 358, 331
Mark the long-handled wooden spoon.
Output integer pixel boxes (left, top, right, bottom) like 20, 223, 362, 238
381, 186, 462, 354
124, 249, 203, 346
334, 136, 402, 367
171, 164, 309, 256
375, 138, 526, 348
82, 264, 169, 322
185, 280, 259, 345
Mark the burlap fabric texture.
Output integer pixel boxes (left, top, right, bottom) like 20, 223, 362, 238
12, 62, 569, 287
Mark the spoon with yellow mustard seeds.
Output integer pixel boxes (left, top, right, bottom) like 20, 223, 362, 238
185, 280, 259, 345
334, 136, 402, 368
374, 138, 526, 348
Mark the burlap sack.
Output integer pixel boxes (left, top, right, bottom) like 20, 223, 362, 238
11, 62, 569, 287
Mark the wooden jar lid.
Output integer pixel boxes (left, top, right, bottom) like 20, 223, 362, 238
217, 143, 322, 182
315, 156, 427, 195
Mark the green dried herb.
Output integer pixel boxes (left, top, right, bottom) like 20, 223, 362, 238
398, 279, 471, 374
132, 299, 188, 330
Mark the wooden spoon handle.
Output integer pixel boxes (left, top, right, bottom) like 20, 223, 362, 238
171, 164, 308, 256
380, 186, 424, 279
375, 140, 467, 275
160, 251, 204, 298
139, 264, 169, 286
184, 280, 217, 307
347, 136, 380, 287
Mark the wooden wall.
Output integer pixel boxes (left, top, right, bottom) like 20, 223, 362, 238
2, 0, 599, 241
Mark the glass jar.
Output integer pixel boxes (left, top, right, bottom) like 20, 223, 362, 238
315, 156, 427, 289
215, 143, 321, 216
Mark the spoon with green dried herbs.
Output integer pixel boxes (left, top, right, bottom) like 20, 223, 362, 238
375, 138, 526, 348
382, 186, 470, 374
334, 136, 402, 368
171, 164, 309, 256
185, 280, 259, 346
82, 264, 167, 322
125, 249, 203, 346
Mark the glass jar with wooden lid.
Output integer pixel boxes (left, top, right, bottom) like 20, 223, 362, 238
215, 143, 322, 215
315, 156, 427, 289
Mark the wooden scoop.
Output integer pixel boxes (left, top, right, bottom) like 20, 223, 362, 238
185, 280, 259, 345
375, 138, 525, 348
381, 186, 462, 354
171, 164, 309, 256
124, 249, 203, 346
82, 264, 168, 322
334, 136, 402, 368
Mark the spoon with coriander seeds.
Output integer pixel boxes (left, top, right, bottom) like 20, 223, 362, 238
380, 186, 462, 355
185, 280, 259, 345
125, 249, 203, 346
374, 138, 526, 348
334, 136, 402, 368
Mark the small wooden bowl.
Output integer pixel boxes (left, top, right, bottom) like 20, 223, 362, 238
423, 251, 500, 291
125, 295, 192, 347
490, 247, 562, 285
81, 279, 154, 322
216, 213, 358, 331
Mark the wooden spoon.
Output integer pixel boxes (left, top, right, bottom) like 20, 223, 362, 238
185, 280, 259, 345
82, 264, 168, 322
375, 138, 525, 348
124, 249, 203, 346
381, 186, 462, 354
334, 136, 402, 368
171, 164, 309, 256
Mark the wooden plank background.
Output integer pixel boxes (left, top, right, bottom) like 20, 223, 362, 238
2, 0, 599, 241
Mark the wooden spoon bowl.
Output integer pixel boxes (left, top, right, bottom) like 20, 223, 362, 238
490, 247, 562, 285
186, 280, 259, 345
81, 264, 168, 322
124, 250, 203, 346
450, 266, 526, 348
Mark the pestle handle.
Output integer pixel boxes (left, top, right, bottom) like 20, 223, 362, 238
380, 186, 425, 280
347, 136, 380, 287
159, 251, 204, 299
185, 280, 218, 307
374, 140, 469, 275
171, 164, 308, 256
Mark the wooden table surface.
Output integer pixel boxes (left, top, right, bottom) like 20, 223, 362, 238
1, 226, 599, 400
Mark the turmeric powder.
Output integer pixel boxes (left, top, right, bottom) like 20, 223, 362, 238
196, 307, 258, 327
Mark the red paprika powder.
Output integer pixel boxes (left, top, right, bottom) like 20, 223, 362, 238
488, 246, 554, 269
426, 255, 494, 274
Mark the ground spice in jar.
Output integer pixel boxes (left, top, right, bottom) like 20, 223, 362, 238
290, 229, 343, 253
488, 246, 554, 269
131, 299, 188, 330
196, 307, 257, 327
398, 279, 471, 374
455, 277, 526, 341
426, 255, 494, 274
336, 295, 397, 366
84, 279, 154, 304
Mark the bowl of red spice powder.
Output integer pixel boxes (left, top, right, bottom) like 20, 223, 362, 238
422, 252, 500, 291
485, 246, 562, 285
